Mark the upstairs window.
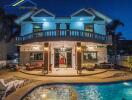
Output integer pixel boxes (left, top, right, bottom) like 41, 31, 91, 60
33, 23, 43, 32
84, 24, 94, 32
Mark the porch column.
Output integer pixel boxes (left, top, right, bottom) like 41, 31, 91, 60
44, 43, 49, 74
76, 42, 81, 74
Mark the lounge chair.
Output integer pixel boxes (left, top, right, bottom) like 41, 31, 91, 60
25, 62, 43, 71
81, 66, 95, 71
0, 79, 15, 99
99, 62, 114, 69
0, 79, 25, 99
81, 63, 95, 71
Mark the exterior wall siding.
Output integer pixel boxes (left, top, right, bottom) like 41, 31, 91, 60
21, 22, 33, 36
94, 21, 106, 35
20, 16, 106, 36
20, 42, 107, 65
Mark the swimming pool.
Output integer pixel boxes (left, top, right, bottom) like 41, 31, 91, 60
22, 81, 132, 100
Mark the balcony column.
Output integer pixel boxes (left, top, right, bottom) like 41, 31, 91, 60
43, 43, 49, 74
76, 42, 82, 74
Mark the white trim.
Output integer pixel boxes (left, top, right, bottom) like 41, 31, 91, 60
31, 9, 55, 17
71, 8, 94, 17
15, 10, 36, 24
87, 8, 112, 23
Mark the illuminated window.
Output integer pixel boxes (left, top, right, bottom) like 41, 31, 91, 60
33, 23, 43, 32
84, 24, 94, 32
30, 52, 43, 61
83, 51, 97, 62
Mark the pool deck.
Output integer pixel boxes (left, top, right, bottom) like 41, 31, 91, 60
0, 69, 132, 100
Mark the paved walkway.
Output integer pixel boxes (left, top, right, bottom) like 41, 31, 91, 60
20, 69, 107, 76
0, 69, 132, 100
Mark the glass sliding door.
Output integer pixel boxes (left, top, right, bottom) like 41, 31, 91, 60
54, 48, 72, 68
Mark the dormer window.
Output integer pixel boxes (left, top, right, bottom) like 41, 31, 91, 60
33, 23, 43, 32
84, 24, 94, 32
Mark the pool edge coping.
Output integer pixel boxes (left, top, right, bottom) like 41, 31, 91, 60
5, 78, 132, 100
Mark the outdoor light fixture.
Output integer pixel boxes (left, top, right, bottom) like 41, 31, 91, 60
12, 0, 25, 6
80, 18, 83, 21
43, 18, 46, 21
88, 46, 94, 51
86, 45, 97, 51
41, 93, 47, 99
77, 47, 81, 51
32, 45, 40, 51
123, 82, 130, 86
44, 47, 49, 51
80, 18, 84, 21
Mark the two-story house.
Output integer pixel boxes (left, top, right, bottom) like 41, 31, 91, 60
15, 8, 112, 74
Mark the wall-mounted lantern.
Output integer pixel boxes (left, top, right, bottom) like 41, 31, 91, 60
44, 43, 49, 51
44, 47, 49, 51
77, 42, 81, 52
43, 18, 46, 21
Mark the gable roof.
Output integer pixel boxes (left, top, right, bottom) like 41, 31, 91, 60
31, 9, 55, 17
71, 8, 94, 17
94, 16, 104, 21
15, 9, 37, 24
87, 8, 112, 23
23, 17, 33, 21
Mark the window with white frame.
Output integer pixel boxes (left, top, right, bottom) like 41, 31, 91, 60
33, 23, 43, 32
84, 24, 94, 32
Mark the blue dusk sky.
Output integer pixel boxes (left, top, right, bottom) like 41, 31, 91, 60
0, 0, 132, 39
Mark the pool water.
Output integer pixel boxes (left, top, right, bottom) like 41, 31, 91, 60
23, 81, 132, 100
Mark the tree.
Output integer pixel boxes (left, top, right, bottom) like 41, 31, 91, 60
0, 7, 5, 40
106, 19, 124, 66
0, 7, 20, 42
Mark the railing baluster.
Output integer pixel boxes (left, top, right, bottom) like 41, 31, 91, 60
16, 29, 107, 43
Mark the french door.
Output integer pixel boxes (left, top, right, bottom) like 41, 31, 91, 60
54, 48, 72, 68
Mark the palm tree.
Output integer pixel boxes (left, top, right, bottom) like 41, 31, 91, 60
106, 19, 124, 67
0, 7, 20, 42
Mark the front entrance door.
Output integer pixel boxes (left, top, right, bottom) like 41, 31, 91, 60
54, 48, 72, 68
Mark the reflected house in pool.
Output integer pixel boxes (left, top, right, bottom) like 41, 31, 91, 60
15, 8, 112, 74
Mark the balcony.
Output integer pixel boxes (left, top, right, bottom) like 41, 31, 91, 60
16, 29, 109, 44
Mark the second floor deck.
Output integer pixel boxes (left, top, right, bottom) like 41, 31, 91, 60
16, 29, 109, 44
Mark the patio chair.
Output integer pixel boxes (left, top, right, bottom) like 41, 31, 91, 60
81, 63, 95, 71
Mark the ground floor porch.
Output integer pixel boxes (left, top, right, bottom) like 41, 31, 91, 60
19, 41, 108, 75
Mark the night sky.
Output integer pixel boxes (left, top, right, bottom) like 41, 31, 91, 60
0, 0, 132, 40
